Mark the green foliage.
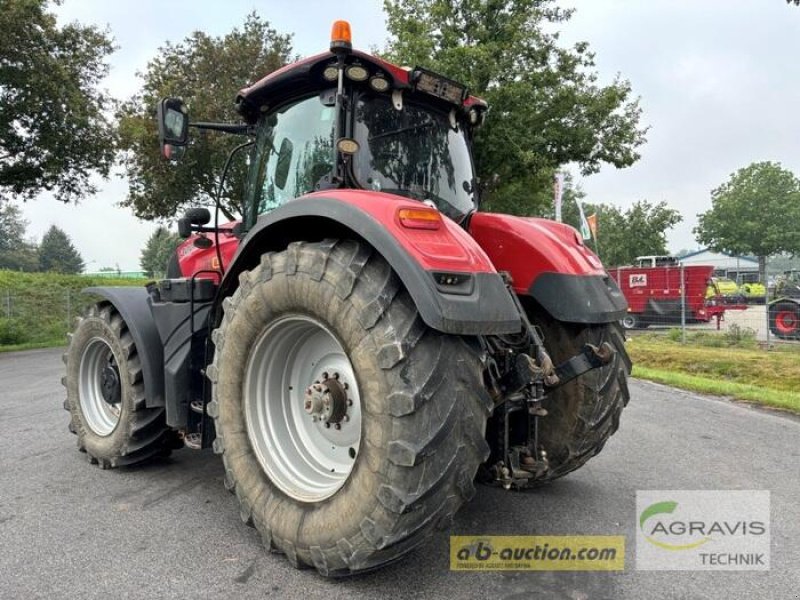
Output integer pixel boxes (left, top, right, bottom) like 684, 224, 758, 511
383, 0, 647, 215
0, 202, 39, 271
38, 225, 84, 274
140, 226, 181, 278
695, 161, 800, 281
0, 0, 116, 203
0, 270, 146, 347
557, 178, 682, 266
117, 13, 293, 220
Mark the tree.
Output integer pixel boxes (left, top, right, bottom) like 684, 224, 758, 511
0, 202, 39, 271
558, 179, 682, 267
695, 162, 800, 284
117, 14, 293, 221
140, 227, 181, 278
0, 0, 116, 203
383, 0, 647, 215
38, 225, 84, 273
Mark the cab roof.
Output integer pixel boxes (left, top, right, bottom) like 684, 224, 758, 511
235, 49, 486, 123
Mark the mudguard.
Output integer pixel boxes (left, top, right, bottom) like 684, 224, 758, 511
216, 191, 522, 335
84, 287, 165, 407
468, 213, 627, 324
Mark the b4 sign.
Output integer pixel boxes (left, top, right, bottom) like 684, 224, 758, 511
629, 274, 647, 287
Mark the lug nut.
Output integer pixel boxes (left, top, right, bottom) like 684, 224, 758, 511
343, 383, 349, 390
343, 415, 349, 422
325, 422, 330, 429
322, 372, 329, 380
334, 423, 341, 430
333, 372, 340, 379
346, 399, 353, 406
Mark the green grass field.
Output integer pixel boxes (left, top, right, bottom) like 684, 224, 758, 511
0, 270, 149, 349
627, 334, 800, 414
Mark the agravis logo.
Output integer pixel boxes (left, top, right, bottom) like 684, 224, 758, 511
636, 491, 770, 571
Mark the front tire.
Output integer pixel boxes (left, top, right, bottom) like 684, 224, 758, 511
63, 302, 173, 468
208, 240, 490, 576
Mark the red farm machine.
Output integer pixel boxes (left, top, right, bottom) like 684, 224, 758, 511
610, 260, 725, 329
62, 22, 631, 576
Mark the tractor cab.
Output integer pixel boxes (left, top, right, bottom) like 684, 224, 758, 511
160, 21, 487, 234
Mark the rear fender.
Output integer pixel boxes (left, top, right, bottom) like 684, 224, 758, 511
468, 212, 626, 324
217, 191, 522, 335
84, 287, 164, 408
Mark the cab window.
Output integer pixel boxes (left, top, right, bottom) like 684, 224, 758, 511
252, 96, 335, 216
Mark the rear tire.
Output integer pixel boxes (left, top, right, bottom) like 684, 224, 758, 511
208, 240, 490, 576
63, 302, 174, 468
529, 306, 631, 482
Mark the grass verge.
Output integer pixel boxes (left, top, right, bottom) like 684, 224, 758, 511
0, 270, 148, 349
628, 334, 800, 414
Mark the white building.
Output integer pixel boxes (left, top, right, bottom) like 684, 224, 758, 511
678, 249, 759, 280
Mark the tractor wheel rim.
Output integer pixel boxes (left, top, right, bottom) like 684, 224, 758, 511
78, 337, 121, 436
244, 315, 362, 503
776, 310, 798, 334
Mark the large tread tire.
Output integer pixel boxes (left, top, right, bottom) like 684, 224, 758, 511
62, 302, 174, 468
529, 305, 632, 483
208, 240, 490, 576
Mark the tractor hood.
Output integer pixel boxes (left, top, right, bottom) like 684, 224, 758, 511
469, 212, 627, 324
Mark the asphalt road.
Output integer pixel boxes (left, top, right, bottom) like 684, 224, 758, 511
1, 348, 798, 600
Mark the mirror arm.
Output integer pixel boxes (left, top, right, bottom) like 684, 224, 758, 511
189, 122, 254, 135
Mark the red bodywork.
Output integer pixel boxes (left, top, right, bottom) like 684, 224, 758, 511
174, 224, 239, 281
609, 264, 723, 323
175, 192, 598, 290
468, 213, 605, 294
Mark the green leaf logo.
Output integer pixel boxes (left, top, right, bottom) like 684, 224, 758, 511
639, 501, 710, 551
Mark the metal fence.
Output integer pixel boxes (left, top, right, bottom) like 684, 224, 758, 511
611, 262, 800, 348
0, 289, 91, 346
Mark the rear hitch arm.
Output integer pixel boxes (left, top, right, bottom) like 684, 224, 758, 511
550, 342, 616, 388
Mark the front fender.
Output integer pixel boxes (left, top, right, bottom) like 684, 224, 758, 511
84, 287, 164, 407
468, 213, 627, 324
218, 191, 522, 335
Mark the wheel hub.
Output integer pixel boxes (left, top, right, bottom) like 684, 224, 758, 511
304, 373, 350, 426
100, 362, 121, 406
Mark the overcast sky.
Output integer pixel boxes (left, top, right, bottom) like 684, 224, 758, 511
19, 0, 800, 270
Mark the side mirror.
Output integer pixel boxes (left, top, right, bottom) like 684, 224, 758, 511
157, 98, 189, 160
177, 207, 211, 238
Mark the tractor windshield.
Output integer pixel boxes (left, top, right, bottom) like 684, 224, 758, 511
352, 95, 476, 222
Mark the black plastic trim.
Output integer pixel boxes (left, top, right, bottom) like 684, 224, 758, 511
527, 272, 628, 324
84, 287, 165, 407
218, 196, 521, 335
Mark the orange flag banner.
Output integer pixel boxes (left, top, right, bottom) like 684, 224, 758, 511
586, 213, 598, 238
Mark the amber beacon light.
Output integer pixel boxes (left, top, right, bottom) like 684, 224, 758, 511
330, 20, 352, 52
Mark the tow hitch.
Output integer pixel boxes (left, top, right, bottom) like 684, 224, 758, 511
485, 279, 618, 489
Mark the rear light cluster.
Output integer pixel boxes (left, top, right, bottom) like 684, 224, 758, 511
432, 272, 474, 295
397, 207, 442, 230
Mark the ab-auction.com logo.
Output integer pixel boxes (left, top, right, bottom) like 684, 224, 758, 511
635, 491, 770, 571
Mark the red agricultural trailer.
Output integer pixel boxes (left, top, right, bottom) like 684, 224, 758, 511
610, 263, 725, 329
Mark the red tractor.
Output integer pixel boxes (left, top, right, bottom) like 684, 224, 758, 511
62, 23, 631, 576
